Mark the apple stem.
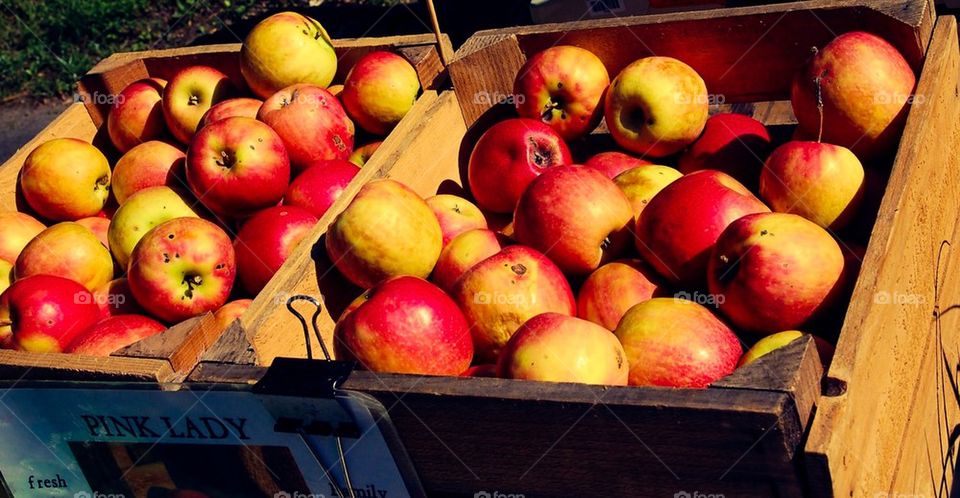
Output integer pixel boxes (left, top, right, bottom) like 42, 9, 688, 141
0, 320, 11, 327
188, 95, 199, 106
814, 69, 827, 144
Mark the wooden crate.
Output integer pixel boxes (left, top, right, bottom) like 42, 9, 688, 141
0, 33, 453, 382
194, 1, 960, 496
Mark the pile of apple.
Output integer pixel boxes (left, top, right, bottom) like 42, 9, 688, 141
0, 12, 422, 356
329, 31, 915, 388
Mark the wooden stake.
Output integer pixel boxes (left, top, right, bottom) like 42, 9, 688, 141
425, 0, 447, 66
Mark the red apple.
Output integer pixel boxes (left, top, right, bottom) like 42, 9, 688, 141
0, 212, 45, 263
708, 212, 845, 334
258, 84, 354, 173
15, 222, 114, 291
234, 206, 318, 295
584, 151, 652, 179
614, 297, 742, 388
460, 364, 497, 378
349, 141, 382, 166
213, 299, 253, 332
498, 313, 628, 385
92, 278, 143, 318
342, 51, 421, 135
283, 159, 360, 218
431, 228, 503, 292
513, 45, 610, 141
186, 116, 290, 219
334, 276, 473, 375
65, 314, 166, 356
107, 78, 168, 152
678, 113, 772, 188
111, 140, 186, 204
635, 170, 770, 287
20, 138, 111, 221
127, 218, 236, 323
514, 165, 633, 275
426, 194, 488, 247
451, 245, 575, 361
326, 179, 442, 288
577, 259, 664, 330
792, 31, 916, 160
199, 97, 263, 128
162, 65, 236, 144
467, 118, 572, 214
759, 141, 865, 230
0, 275, 100, 352
75, 216, 110, 248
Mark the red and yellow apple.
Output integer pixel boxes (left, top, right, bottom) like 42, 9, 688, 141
199, 97, 263, 128
584, 151, 651, 179
108, 186, 199, 268
92, 278, 143, 318
577, 259, 664, 330
349, 141, 382, 166
20, 138, 111, 221
0, 259, 12, 295
0, 212, 45, 263
213, 299, 253, 332
613, 164, 683, 221
431, 228, 503, 292
106, 78, 168, 152
111, 140, 186, 204
240, 12, 337, 98
283, 159, 360, 218
342, 51, 420, 135
162, 65, 236, 144
0, 275, 100, 352
65, 314, 166, 356
75, 216, 110, 248
234, 206, 317, 295
678, 113, 772, 188
15, 222, 114, 291
426, 194, 488, 247
738, 330, 835, 368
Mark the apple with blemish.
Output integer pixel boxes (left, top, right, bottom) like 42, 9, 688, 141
258, 84, 354, 173
20, 138, 111, 221
615, 297, 742, 388
283, 159, 360, 218
108, 186, 199, 268
234, 206, 318, 295
0, 275, 100, 352
451, 245, 575, 361
15, 222, 114, 291
127, 217, 236, 323
708, 212, 846, 334
613, 164, 682, 222
577, 259, 664, 330
514, 165, 633, 275
349, 141, 381, 166
92, 278, 143, 318
65, 314, 166, 356
186, 116, 290, 219
111, 140, 186, 204
635, 170, 769, 287
107, 78, 168, 152
584, 151, 651, 179
431, 228, 503, 292
240, 12, 337, 98
760, 141, 865, 230
678, 113, 772, 188
162, 65, 236, 144
513, 45, 610, 141
342, 51, 421, 135
426, 194, 488, 247
199, 97, 262, 128
605, 56, 709, 157
0, 212, 45, 263
467, 118, 572, 214
335, 276, 473, 375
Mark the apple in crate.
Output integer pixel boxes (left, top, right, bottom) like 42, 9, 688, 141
605, 56, 709, 158
15, 222, 114, 291
678, 113, 772, 188
0, 212, 45, 263
513, 45, 610, 141
111, 140, 186, 204
107, 78, 168, 153
708, 212, 845, 334
760, 141, 865, 230
162, 65, 236, 144
452, 245, 575, 361
0, 275, 100, 352
514, 165, 633, 275
240, 12, 337, 98
76, 216, 110, 248
467, 118, 572, 214
426, 194, 488, 247
349, 141, 382, 166
342, 51, 421, 135
284, 159, 360, 218
326, 179, 442, 288
199, 97, 263, 128
127, 218, 235, 323
213, 299, 252, 332
259, 84, 354, 173
65, 314, 166, 356
20, 138, 111, 221
792, 31, 916, 160
234, 206, 318, 295
635, 170, 769, 287
739, 330, 835, 368
186, 116, 290, 219
577, 259, 664, 331
613, 164, 682, 221
108, 186, 199, 268
335, 276, 473, 375
615, 298, 742, 388
93, 278, 143, 318
584, 151, 651, 179
0, 260, 12, 295
432, 228, 503, 292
